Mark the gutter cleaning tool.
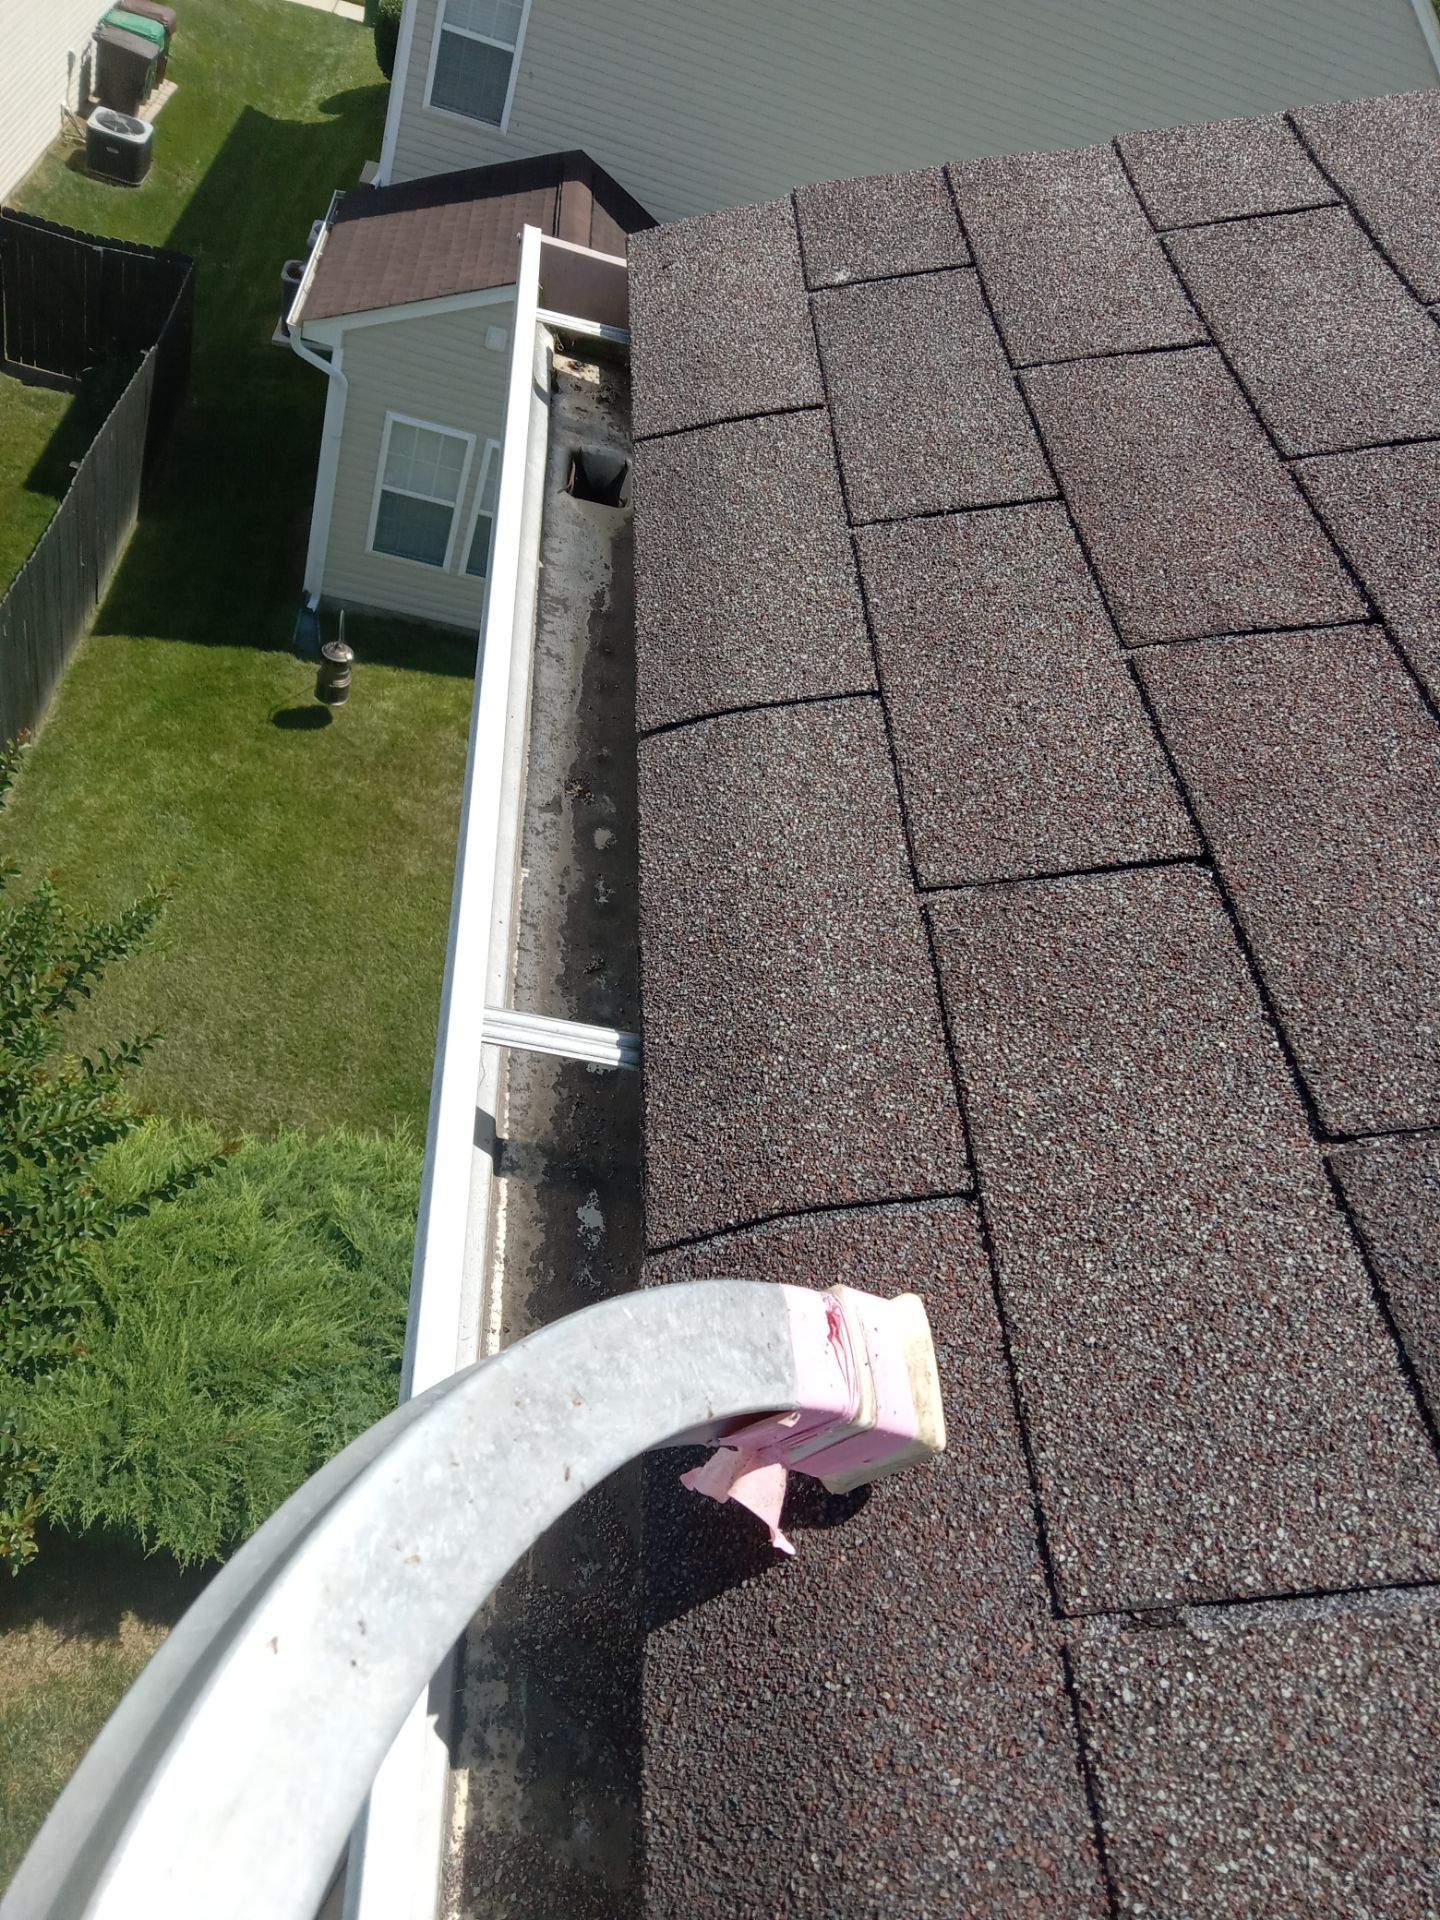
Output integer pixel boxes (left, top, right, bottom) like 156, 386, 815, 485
681, 1286, 946, 1552
2, 1278, 945, 1919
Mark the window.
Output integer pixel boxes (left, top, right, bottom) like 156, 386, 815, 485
464, 440, 501, 579
427, 0, 529, 128
369, 415, 474, 569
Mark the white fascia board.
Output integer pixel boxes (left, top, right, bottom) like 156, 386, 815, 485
377, 0, 423, 185
300, 282, 517, 348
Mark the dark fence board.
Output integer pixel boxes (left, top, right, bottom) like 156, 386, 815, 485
0, 208, 193, 741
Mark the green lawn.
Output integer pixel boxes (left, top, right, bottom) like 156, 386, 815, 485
0, 8, 472, 1880
1, 0, 474, 1136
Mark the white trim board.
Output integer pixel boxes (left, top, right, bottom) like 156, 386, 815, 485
365, 411, 478, 574
460, 438, 502, 579
300, 281, 516, 346
1406, 0, 1440, 74
377, 0, 423, 183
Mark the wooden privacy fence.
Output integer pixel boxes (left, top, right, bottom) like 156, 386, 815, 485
0, 209, 194, 743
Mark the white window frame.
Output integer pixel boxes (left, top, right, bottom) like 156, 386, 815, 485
461, 438, 502, 581
366, 410, 476, 573
423, 0, 533, 134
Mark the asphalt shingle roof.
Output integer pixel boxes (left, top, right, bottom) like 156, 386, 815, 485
299, 150, 653, 323
626, 86, 1440, 1915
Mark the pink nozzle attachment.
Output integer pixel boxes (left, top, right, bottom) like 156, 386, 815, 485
679, 1287, 946, 1551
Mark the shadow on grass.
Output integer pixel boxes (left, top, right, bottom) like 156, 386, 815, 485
5, 1529, 211, 1644
22, 358, 138, 499
272, 703, 331, 730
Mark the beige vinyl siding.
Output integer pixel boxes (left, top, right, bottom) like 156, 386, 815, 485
388, 0, 1438, 219
322, 299, 513, 630
0, 0, 107, 202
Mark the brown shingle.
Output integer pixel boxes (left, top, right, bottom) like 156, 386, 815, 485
927, 864, 1440, 1612
1116, 113, 1333, 229
1022, 349, 1363, 643
948, 143, 1204, 363
1332, 1134, 1440, 1425
1166, 206, 1440, 456
637, 699, 967, 1248
856, 502, 1195, 884
1295, 440, 1440, 706
1291, 89, 1440, 301
1071, 1599, 1440, 1918
1139, 625, 1440, 1135
812, 268, 1051, 522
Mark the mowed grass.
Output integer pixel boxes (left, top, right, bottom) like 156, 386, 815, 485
1, 0, 475, 1135
0, 1538, 208, 1888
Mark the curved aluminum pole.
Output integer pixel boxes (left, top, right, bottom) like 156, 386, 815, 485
4, 1282, 812, 1920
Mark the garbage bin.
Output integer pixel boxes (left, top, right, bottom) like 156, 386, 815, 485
115, 1, 176, 82
102, 7, 168, 62
93, 25, 159, 114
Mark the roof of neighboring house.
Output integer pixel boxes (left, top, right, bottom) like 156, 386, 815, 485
625, 86, 1440, 1915
299, 149, 654, 323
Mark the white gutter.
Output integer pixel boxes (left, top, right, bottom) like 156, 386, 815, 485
343, 220, 551, 1920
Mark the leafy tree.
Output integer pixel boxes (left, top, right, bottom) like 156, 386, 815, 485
0, 740, 213, 1573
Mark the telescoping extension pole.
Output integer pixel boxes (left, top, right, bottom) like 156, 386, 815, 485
6, 1279, 945, 1920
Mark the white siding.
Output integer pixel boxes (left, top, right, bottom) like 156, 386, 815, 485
387, 0, 1438, 218
323, 300, 513, 630
0, 0, 107, 202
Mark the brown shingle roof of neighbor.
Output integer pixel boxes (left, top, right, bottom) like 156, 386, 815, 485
626, 84, 1440, 1918
299, 150, 654, 322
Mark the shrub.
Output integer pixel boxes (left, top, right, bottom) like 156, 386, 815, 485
0, 740, 212, 1574
374, 0, 404, 79
14, 1122, 419, 1568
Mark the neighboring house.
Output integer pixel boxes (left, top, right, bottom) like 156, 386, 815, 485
374, 0, 1440, 219
0, 2, 108, 203
286, 150, 649, 626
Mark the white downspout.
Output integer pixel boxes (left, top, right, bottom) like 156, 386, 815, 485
288, 327, 349, 610
286, 197, 348, 610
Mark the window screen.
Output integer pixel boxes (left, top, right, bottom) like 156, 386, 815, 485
371, 419, 469, 568
465, 441, 502, 579
430, 0, 526, 125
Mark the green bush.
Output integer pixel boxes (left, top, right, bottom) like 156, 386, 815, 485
0, 739, 213, 1574
374, 0, 404, 79
14, 1121, 420, 1568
